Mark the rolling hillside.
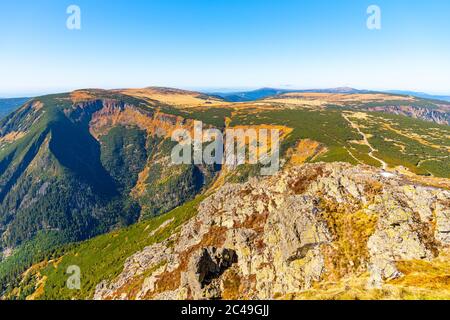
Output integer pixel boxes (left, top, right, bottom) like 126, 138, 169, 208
0, 87, 449, 299
7, 163, 450, 300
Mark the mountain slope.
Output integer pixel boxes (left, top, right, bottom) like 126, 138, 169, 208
93, 163, 450, 300
213, 88, 292, 102
9, 163, 450, 300
212, 87, 372, 102
212, 88, 450, 125
262, 91, 450, 125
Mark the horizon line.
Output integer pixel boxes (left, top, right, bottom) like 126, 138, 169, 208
1, 85, 450, 99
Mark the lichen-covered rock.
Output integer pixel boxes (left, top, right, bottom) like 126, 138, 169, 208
94, 163, 450, 300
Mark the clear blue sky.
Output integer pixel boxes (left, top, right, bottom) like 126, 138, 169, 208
1, 0, 449, 96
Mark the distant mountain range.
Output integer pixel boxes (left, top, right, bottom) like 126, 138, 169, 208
211, 87, 366, 102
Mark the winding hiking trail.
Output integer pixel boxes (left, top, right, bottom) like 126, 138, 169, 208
343, 113, 388, 171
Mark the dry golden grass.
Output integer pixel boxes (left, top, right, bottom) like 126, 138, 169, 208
284, 250, 450, 300
288, 139, 326, 165
382, 122, 449, 151
70, 90, 96, 102
26, 275, 47, 300
264, 92, 415, 108
396, 167, 450, 190
221, 267, 257, 300
391, 250, 450, 291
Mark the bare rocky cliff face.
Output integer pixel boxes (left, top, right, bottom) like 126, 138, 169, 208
93, 162, 450, 300
366, 105, 450, 125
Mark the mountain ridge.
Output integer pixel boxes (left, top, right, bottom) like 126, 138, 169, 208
211, 87, 450, 105
0, 87, 449, 299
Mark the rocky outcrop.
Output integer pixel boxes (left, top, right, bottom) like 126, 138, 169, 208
94, 163, 450, 300
184, 247, 238, 299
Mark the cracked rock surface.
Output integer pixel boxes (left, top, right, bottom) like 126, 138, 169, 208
94, 163, 450, 300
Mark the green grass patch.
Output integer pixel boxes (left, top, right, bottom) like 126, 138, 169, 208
36, 196, 204, 300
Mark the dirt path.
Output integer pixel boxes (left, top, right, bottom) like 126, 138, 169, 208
343, 113, 388, 170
